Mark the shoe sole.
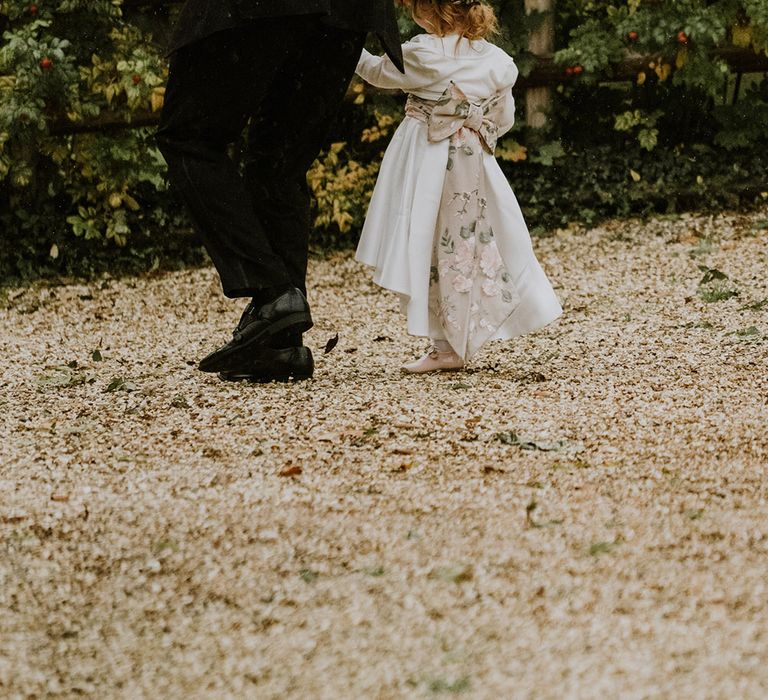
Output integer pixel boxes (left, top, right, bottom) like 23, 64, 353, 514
217, 345, 314, 383
218, 370, 313, 384
199, 312, 313, 373
401, 365, 464, 374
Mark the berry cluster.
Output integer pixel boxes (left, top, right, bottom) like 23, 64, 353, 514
624, 30, 689, 44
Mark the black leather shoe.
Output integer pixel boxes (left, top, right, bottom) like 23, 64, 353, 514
199, 288, 312, 373
217, 346, 314, 383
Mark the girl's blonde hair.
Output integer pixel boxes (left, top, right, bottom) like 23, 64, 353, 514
400, 0, 499, 41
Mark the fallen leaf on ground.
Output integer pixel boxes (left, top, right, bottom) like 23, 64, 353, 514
324, 334, 339, 354
278, 465, 303, 477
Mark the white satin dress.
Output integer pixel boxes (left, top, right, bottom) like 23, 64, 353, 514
355, 34, 562, 359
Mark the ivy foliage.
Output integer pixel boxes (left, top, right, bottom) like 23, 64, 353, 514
313, 0, 768, 239
552, 0, 768, 147
0, 0, 174, 278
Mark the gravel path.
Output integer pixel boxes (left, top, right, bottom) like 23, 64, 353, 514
1, 208, 767, 699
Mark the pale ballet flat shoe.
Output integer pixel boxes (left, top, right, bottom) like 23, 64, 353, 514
401, 348, 465, 374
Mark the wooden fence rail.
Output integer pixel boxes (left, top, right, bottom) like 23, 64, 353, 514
49, 47, 768, 135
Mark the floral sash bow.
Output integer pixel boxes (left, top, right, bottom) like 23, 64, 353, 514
412, 82, 504, 154
409, 84, 519, 359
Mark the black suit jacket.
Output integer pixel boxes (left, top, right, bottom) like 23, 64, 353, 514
169, 0, 404, 72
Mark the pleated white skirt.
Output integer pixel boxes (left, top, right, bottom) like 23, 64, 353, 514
356, 116, 562, 345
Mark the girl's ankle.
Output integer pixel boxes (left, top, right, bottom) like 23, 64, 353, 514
431, 339, 455, 354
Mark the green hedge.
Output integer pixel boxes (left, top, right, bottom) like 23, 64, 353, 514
1, 0, 767, 282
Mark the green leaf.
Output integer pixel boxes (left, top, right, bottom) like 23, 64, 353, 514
739, 298, 768, 311
170, 394, 190, 409
698, 265, 728, 285
698, 282, 739, 303
429, 564, 473, 583
449, 382, 472, 391
299, 569, 319, 584
638, 127, 658, 151
530, 141, 565, 167
428, 676, 471, 694
104, 376, 138, 393
589, 541, 616, 556
495, 431, 565, 452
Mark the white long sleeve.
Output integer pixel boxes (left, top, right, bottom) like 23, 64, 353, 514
356, 47, 441, 92
495, 60, 518, 136
496, 89, 516, 137
356, 34, 520, 104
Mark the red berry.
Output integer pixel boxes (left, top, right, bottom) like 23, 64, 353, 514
29, 4, 38, 14
39, 57, 53, 70
572, 65, 583, 75
677, 31, 688, 44
132, 74, 141, 85
627, 31, 638, 41
565, 66, 574, 76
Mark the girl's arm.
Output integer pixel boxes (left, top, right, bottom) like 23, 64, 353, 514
356, 44, 439, 91
495, 61, 519, 137
496, 89, 516, 137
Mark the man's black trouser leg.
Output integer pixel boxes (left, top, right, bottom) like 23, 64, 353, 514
244, 28, 364, 296
157, 18, 364, 299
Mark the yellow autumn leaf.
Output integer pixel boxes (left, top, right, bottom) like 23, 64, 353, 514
109, 193, 122, 208
49, 144, 68, 164
732, 25, 752, 48
675, 47, 688, 69
49, 243, 59, 259
496, 140, 528, 162
150, 87, 165, 113
637, 71, 646, 86
654, 62, 671, 82
123, 193, 140, 211
630, 169, 641, 182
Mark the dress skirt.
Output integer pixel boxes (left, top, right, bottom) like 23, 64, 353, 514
356, 116, 562, 351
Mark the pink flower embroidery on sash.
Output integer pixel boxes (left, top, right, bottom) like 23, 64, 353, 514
408, 85, 521, 359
